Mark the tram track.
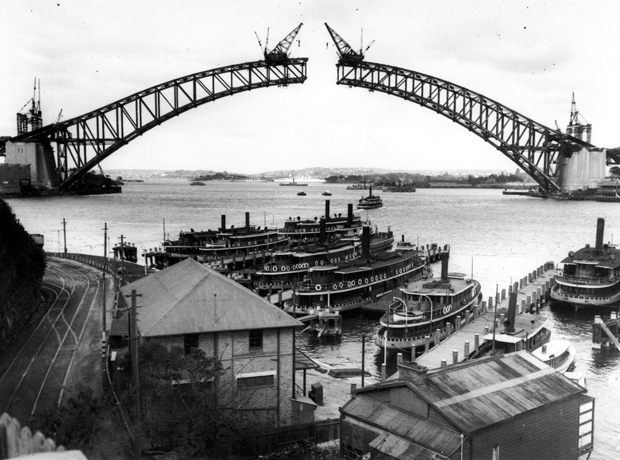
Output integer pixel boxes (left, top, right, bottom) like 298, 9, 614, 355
0, 258, 104, 424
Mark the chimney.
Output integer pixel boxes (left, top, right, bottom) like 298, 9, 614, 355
347, 203, 353, 226
362, 225, 371, 258
596, 218, 605, 250
245, 212, 250, 231
320, 218, 327, 244
441, 251, 449, 281
325, 200, 330, 222
221, 215, 226, 231
398, 361, 428, 388
505, 291, 517, 333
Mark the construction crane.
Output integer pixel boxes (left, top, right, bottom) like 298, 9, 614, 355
325, 23, 373, 64
256, 23, 303, 63
566, 93, 592, 144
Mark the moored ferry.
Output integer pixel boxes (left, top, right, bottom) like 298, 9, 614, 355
550, 218, 620, 309
162, 212, 290, 268
282, 227, 426, 315
357, 186, 383, 209
375, 253, 482, 354
594, 179, 620, 202
279, 200, 365, 246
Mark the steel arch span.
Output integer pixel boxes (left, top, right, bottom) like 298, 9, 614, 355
12, 25, 307, 190
325, 24, 591, 193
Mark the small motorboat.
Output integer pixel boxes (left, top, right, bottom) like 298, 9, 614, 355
531, 339, 576, 373
297, 191, 306, 196
322, 191, 332, 196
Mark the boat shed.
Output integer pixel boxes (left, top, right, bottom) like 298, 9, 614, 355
340, 351, 594, 460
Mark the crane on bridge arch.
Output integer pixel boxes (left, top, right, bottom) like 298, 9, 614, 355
324, 23, 605, 194
9, 24, 308, 191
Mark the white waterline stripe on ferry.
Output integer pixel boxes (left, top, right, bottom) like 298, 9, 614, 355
434, 367, 556, 408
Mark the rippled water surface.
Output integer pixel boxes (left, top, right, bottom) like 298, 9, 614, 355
7, 180, 620, 458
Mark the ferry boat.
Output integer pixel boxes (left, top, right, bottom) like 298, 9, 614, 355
254, 239, 363, 295
594, 179, 620, 202
278, 177, 308, 186
531, 340, 576, 373
357, 186, 383, 209
162, 212, 290, 268
550, 218, 620, 308
477, 312, 551, 356
279, 200, 365, 246
375, 253, 482, 354
282, 228, 426, 315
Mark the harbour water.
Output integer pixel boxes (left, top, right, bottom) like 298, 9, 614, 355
6, 179, 620, 458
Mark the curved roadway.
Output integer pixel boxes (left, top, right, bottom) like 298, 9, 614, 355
0, 257, 111, 425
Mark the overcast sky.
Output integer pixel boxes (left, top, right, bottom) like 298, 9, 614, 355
2, 0, 619, 174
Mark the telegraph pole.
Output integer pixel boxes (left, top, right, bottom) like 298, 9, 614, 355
119, 234, 126, 284
62, 218, 67, 253
129, 289, 141, 456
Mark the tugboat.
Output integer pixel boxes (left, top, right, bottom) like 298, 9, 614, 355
375, 252, 482, 354
550, 218, 620, 309
297, 191, 307, 196
322, 190, 332, 196
357, 186, 383, 209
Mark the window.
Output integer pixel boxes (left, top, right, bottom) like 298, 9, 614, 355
183, 334, 199, 355
237, 373, 275, 389
492, 445, 500, 460
249, 329, 263, 352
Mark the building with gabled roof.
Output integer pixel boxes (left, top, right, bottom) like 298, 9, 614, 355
340, 351, 594, 460
120, 257, 304, 427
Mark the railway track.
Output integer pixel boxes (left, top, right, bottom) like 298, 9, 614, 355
0, 257, 105, 424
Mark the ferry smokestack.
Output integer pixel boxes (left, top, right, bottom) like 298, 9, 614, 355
347, 204, 353, 226
221, 215, 226, 231
362, 225, 371, 258
369, 186, 373, 196
440, 251, 449, 281
596, 218, 605, 250
505, 292, 517, 333
320, 218, 327, 244
245, 212, 250, 231
325, 200, 330, 221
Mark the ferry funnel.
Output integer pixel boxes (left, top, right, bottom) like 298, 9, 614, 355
246, 212, 250, 231
440, 251, 449, 281
362, 225, 371, 258
596, 218, 605, 250
221, 215, 226, 231
325, 200, 330, 221
347, 203, 353, 226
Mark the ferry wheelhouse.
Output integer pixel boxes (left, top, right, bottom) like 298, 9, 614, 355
550, 218, 620, 308
283, 228, 426, 315
357, 186, 383, 210
375, 253, 482, 353
163, 212, 290, 268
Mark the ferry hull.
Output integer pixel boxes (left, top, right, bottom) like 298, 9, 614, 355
550, 284, 620, 309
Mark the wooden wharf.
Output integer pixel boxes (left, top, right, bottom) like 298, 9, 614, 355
592, 312, 620, 351
414, 262, 559, 370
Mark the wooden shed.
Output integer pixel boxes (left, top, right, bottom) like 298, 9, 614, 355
340, 351, 594, 460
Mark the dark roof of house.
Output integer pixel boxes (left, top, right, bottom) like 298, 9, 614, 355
343, 394, 460, 458
120, 258, 302, 337
419, 351, 585, 433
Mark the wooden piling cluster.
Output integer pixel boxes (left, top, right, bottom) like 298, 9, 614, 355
592, 312, 620, 351
414, 262, 558, 371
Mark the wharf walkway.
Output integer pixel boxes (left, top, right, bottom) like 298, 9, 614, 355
415, 262, 559, 370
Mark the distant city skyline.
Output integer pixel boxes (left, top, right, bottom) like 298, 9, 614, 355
2, 1, 619, 174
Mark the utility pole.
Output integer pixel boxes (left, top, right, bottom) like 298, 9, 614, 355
119, 234, 125, 285
129, 289, 141, 456
62, 218, 67, 254
103, 223, 108, 271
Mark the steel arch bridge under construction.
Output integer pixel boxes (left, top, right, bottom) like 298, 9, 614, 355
8, 23, 606, 194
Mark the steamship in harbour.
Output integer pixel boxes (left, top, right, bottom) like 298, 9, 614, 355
282, 227, 427, 315
550, 218, 620, 308
375, 252, 482, 354
162, 213, 290, 268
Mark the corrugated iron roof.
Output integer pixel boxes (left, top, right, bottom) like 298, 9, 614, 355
120, 258, 302, 337
369, 432, 450, 460
341, 394, 461, 455
421, 351, 585, 433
